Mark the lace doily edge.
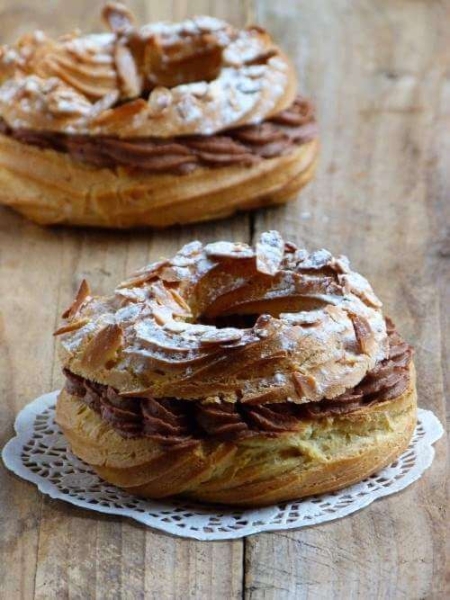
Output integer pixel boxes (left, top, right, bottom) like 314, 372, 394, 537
1, 391, 445, 540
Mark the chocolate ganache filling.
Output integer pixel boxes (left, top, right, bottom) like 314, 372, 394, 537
0, 97, 317, 175
63, 320, 413, 449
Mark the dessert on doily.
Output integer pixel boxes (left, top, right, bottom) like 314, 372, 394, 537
0, 3, 318, 228
54, 231, 416, 507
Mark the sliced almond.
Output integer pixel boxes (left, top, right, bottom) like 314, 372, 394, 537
158, 265, 188, 283
53, 318, 89, 336
115, 287, 147, 303
359, 287, 383, 309
200, 328, 243, 345
62, 279, 91, 319
292, 372, 320, 401
81, 324, 123, 370
298, 249, 332, 270
163, 320, 188, 333
114, 42, 142, 99
174, 241, 203, 263
284, 241, 298, 253
90, 90, 120, 118
348, 312, 375, 355
117, 260, 169, 289
204, 241, 254, 259
330, 256, 350, 274
338, 273, 382, 308
256, 231, 284, 275
169, 289, 191, 314
152, 304, 173, 326
120, 387, 154, 398
148, 86, 172, 115
240, 387, 286, 405
280, 311, 322, 326
102, 2, 136, 33
151, 281, 190, 317
92, 98, 147, 127
293, 273, 339, 296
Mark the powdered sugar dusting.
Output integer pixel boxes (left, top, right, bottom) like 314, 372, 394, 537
57, 231, 389, 404
0, 8, 295, 137
256, 230, 284, 275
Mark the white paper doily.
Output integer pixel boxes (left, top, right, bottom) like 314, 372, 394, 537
2, 391, 444, 541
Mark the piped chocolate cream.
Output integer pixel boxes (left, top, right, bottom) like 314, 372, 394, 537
0, 97, 317, 174
63, 319, 413, 449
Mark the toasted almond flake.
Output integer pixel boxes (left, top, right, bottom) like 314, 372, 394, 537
253, 314, 275, 338
292, 372, 320, 401
114, 42, 142, 99
359, 288, 383, 309
148, 86, 172, 114
240, 387, 286, 405
339, 272, 383, 309
81, 324, 123, 369
102, 2, 136, 33
62, 279, 91, 319
348, 312, 375, 355
200, 328, 243, 345
115, 287, 147, 302
53, 318, 89, 336
117, 260, 169, 288
299, 249, 333, 270
177, 240, 203, 258
150, 281, 190, 317
284, 241, 298, 253
158, 265, 187, 282
256, 230, 284, 275
280, 311, 322, 326
120, 387, 153, 398
152, 304, 173, 325
92, 97, 148, 126
90, 89, 120, 118
204, 241, 254, 259
184, 323, 210, 335
331, 256, 350, 274
163, 321, 188, 333
170, 289, 191, 314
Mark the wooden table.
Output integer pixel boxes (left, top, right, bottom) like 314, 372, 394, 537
0, 1, 448, 598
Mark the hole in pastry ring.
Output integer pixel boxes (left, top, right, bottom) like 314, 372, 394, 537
56, 231, 389, 405
0, 3, 298, 138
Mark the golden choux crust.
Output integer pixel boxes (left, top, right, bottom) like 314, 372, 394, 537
0, 133, 318, 227
54, 233, 416, 506
0, 6, 297, 138
55, 231, 388, 404
0, 5, 314, 228
55, 365, 417, 506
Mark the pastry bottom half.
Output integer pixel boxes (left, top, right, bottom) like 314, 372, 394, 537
55, 365, 417, 507
0, 134, 318, 228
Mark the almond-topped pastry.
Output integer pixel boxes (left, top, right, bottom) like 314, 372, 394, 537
54, 231, 417, 506
0, 3, 318, 228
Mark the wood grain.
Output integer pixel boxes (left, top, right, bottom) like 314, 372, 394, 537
0, 2, 249, 599
246, 1, 450, 598
0, 1, 448, 599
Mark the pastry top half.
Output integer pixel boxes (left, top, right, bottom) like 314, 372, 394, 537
56, 230, 401, 409
0, 3, 298, 139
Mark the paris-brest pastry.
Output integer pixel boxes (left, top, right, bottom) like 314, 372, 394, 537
0, 4, 318, 228
55, 231, 416, 506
